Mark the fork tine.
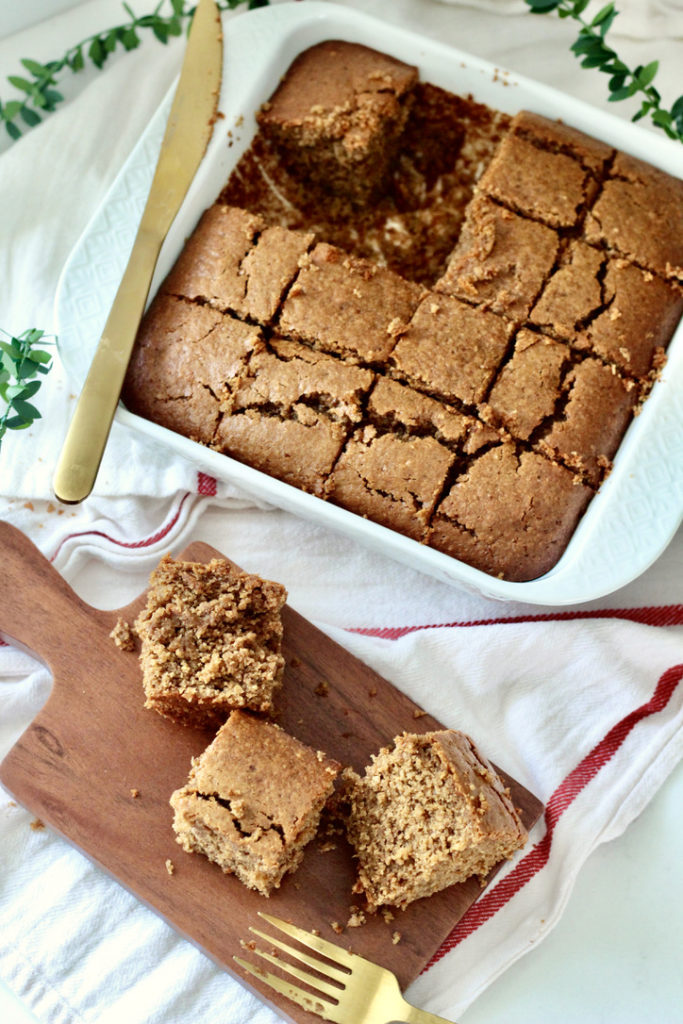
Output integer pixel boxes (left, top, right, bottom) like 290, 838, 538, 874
250, 945, 344, 1000
257, 912, 357, 971
249, 927, 349, 985
233, 956, 340, 1023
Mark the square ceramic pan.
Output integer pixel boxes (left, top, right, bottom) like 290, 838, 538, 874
55, 1, 683, 605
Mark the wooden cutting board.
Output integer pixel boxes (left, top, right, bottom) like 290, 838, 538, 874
0, 521, 543, 1023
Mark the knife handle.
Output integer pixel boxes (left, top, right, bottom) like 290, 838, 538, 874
53, 222, 162, 504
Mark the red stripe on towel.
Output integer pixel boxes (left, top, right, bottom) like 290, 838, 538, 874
49, 492, 191, 563
197, 472, 217, 496
425, 662, 683, 968
351, 605, 683, 638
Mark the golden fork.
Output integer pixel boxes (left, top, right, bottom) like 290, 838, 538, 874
234, 912, 457, 1024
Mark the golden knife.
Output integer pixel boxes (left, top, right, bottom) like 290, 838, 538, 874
53, 0, 222, 504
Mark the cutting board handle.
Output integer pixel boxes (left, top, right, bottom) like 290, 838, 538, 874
0, 521, 97, 668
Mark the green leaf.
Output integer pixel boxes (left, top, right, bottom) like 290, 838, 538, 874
651, 109, 673, 127
70, 46, 85, 71
591, 2, 615, 26
14, 379, 42, 398
10, 398, 41, 421
120, 27, 140, 51
598, 10, 617, 37
636, 60, 659, 88
171, 0, 186, 14
608, 81, 640, 101
2, 99, 23, 120
581, 55, 610, 69
23, 329, 45, 345
41, 88, 64, 110
571, 36, 607, 56
28, 350, 52, 366
2, 415, 29, 431
20, 107, 41, 127
153, 22, 169, 43
7, 75, 34, 93
0, 340, 23, 360
88, 37, 105, 69
525, 0, 562, 11
4, 121, 20, 140
104, 29, 119, 53
20, 58, 49, 78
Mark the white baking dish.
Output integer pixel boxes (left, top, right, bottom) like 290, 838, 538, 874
54, 0, 683, 605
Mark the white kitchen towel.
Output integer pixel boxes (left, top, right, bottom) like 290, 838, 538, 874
1, 521, 682, 1023
0, 1, 682, 1023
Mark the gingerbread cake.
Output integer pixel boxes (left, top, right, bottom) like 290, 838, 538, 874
135, 555, 287, 727
122, 40, 683, 584
342, 729, 528, 910
170, 710, 340, 895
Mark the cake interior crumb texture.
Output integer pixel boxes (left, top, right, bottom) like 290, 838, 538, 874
124, 39, 683, 584
135, 555, 287, 727
344, 730, 528, 910
170, 710, 340, 895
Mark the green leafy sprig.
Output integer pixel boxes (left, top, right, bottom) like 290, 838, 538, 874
0, 329, 54, 447
0, 0, 266, 142
525, 0, 683, 141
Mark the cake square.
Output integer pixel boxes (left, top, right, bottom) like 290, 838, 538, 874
429, 443, 592, 581
477, 130, 591, 229
279, 241, 424, 364
162, 204, 262, 310
256, 40, 418, 201
530, 241, 683, 378
583, 151, 683, 282
123, 294, 264, 445
435, 194, 560, 319
170, 711, 340, 896
484, 329, 569, 441
388, 293, 514, 406
342, 729, 528, 910
326, 427, 453, 542
325, 377, 498, 541
213, 336, 374, 496
162, 204, 315, 325
135, 555, 287, 726
536, 357, 638, 485
510, 110, 613, 176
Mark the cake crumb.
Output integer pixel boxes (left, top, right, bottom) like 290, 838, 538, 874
330, 921, 344, 934
392, 931, 402, 945
130, 788, 140, 799
314, 680, 329, 697
347, 909, 367, 928
165, 858, 175, 875
381, 908, 395, 924
30, 819, 44, 831
110, 617, 136, 651
412, 709, 427, 718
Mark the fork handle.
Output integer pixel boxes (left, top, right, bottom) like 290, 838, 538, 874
401, 999, 459, 1024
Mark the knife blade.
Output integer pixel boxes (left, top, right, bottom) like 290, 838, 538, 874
53, 0, 223, 504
